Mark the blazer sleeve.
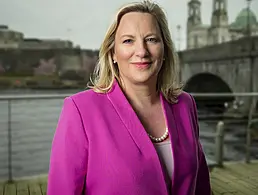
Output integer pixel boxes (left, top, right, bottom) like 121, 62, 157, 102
190, 95, 212, 195
47, 97, 88, 195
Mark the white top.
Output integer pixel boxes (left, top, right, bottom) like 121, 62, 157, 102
153, 139, 173, 192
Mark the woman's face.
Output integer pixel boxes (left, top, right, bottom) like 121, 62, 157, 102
113, 12, 164, 86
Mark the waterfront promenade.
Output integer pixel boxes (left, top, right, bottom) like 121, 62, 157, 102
1, 160, 258, 195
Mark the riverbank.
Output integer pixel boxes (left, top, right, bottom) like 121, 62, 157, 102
0, 76, 87, 90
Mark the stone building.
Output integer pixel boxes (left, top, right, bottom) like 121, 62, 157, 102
0, 25, 73, 49
19, 38, 73, 49
0, 25, 24, 49
0, 25, 99, 77
187, 0, 258, 49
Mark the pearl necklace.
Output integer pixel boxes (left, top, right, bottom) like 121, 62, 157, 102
147, 128, 169, 143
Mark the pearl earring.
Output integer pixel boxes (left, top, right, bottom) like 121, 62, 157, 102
113, 60, 116, 64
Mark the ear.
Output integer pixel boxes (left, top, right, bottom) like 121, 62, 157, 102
112, 51, 117, 63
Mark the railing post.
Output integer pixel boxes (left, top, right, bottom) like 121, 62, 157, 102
7, 99, 13, 183
246, 96, 256, 163
246, 125, 252, 163
215, 121, 224, 167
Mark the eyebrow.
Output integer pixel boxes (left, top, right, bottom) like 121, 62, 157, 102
120, 33, 159, 39
120, 34, 134, 39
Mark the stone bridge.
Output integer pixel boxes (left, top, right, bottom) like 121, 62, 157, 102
178, 36, 258, 115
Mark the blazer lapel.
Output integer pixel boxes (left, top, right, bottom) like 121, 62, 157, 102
160, 94, 179, 194
107, 80, 157, 156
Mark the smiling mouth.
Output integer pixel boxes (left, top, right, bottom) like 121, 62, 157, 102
131, 62, 152, 67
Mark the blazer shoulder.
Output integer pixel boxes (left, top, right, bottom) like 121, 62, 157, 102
177, 91, 195, 107
63, 89, 109, 123
68, 89, 106, 104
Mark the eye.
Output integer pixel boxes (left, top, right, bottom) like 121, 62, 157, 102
123, 39, 133, 44
146, 38, 158, 43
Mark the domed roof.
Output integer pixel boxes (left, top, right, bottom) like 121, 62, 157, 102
230, 8, 257, 29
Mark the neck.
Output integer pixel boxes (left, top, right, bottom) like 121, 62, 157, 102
119, 77, 160, 108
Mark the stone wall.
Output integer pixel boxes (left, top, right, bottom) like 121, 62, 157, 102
179, 36, 258, 63
20, 39, 74, 49
0, 48, 98, 78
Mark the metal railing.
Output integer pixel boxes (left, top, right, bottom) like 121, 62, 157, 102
0, 92, 257, 182
0, 94, 72, 183
193, 92, 258, 166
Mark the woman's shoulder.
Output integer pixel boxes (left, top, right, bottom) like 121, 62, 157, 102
66, 89, 107, 108
69, 88, 99, 100
176, 91, 196, 107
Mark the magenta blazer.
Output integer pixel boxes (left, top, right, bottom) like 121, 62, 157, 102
47, 80, 211, 195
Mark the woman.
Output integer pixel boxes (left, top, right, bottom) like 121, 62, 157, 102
47, 1, 212, 194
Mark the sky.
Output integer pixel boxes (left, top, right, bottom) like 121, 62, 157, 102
0, 0, 257, 50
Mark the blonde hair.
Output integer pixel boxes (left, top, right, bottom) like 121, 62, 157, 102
88, 0, 183, 103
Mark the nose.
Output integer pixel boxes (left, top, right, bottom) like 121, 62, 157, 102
135, 40, 149, 58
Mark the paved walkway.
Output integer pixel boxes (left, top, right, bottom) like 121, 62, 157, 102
1, 161, 258, 195
211, 161, 258, 195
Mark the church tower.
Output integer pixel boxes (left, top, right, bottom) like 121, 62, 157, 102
208, 0, 229, 44
187, 0, 202, 28
211, 0, 228, 27
187, 0, 202, 48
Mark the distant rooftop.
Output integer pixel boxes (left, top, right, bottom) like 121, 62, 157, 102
23, 38, 42, 42
0, 25, 9, 29
230, 8, 258, 30
0, 24, 77, 49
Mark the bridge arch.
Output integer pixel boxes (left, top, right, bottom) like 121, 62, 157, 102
184, 73, 234, 114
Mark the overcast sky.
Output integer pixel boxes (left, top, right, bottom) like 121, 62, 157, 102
0, 0, 257, 50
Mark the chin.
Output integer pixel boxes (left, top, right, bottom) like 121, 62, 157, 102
131, 75, 156, 85
122, 69, 158, 85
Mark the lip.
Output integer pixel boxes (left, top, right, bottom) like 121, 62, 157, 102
132, 62, 151, 64
131, 62, 152, 67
